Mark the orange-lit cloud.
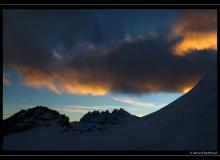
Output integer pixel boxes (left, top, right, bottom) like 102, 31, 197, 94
59, 81, 110, 96
3, 73, 10, 86
12, 65, 110, 96
14, 65, 61, 94
172, 32, 217, 56
7, 35, 216, 96
172, 10, 217, 56
54, 68, 111, 95
13, 63, 198, 96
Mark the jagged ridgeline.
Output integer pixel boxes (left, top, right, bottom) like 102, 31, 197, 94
80, 108, 138, 124
71, 108, 139, 134
3, 106, 71, 136
3, 106, 138, 136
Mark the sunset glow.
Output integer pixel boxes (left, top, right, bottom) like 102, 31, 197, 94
183, 87, 192, 93
172, 10, 217, 56
60, 83, 110, 96
172, 32, 217, 56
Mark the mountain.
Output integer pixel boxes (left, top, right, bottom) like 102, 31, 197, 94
3, 68, 217, 150
80, 108, 138, 124
72, 67, 216, 150
3, 107, 140, 150
74, 67, 216, 150
3, 106, 71, 136
71, 108, 139, 133
3, 107, 138, 137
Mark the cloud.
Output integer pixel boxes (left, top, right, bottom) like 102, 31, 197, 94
57, 11, 108, 54
112, 97, 162, 108
54, 107, 89, 114
51, 105, 127, 114
4, 32, 217, 95
172, 10, 217, 56
3, 73, 10, 86
53, 51, 62, 60
3, 10, 217, 95
14, 65, 61, 94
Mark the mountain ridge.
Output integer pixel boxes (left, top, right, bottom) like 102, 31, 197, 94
3, 106, 138, 136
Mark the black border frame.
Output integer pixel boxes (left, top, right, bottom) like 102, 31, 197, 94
0, 4, 219, 156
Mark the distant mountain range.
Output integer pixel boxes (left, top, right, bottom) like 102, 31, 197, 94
3, 106, 138, 136
71, 108, 139, 134
3, 67, 217, 150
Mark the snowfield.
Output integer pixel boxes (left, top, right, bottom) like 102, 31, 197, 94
3, 68, 217, 150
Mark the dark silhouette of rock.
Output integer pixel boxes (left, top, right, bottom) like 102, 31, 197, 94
3, 106, 70, 136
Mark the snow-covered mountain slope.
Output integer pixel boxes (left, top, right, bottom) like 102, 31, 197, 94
74, 67, 216, 150
3, 68, 217, 150
73, 67, 216, 151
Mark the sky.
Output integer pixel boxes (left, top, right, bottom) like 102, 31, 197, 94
3, 9, 217, 121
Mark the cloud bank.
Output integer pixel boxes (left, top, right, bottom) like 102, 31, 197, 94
3, 10, 217, 95
172, 10, 217, 56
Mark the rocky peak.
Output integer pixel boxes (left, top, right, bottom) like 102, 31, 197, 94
3, 106, 70, 136
79, 108, 138, 125
112, 108, 129, 115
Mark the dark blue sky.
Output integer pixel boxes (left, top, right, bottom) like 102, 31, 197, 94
3, 9, 217, 121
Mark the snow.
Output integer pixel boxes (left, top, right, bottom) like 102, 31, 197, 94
3, 68, 217, 150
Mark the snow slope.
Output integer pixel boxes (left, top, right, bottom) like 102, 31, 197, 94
3, 68, 217, 150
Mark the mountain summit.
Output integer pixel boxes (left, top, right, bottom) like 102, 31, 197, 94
80, 108, 138, 124
3, 106, 71, 136
70, 108, 139, 134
